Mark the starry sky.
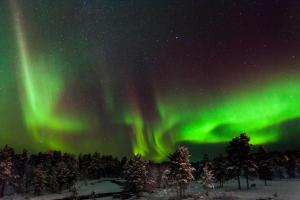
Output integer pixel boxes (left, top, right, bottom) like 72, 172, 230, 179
1, 0, 300, 160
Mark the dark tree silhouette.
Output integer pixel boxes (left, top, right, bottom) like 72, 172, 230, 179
213, 154, 228, 188
56, 161, 70, 192
285, 151, 297, 178
256, 146, 274, 186
226, 133, 256, 190
12, 149, 28, 193
33, 164, 47, 195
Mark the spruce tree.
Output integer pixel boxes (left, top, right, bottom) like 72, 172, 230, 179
0, 145, 13, 197
226, 133, 256, 190
78, 154, 90, 185
258, 159, 273, 186
14, 150, 29, 193
123, 154, 149, 195
56, 161, 70, 192
195, 154, 213, 182
212, 154, 228, 188
273, 153, 287, 179
168, 146, 195, 198
48, 165, 59, 193
256, 146, 273, 186
88, 153, 102, 179
67, 156, 79, 188
200, 164, 214, 196
33, 164, 47, 195
286, 153, 297, 178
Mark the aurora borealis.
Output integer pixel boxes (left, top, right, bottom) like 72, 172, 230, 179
1, 0, 300, 160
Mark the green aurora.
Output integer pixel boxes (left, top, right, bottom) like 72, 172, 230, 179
1, 1, 300, 161
127, 78, 300, 160
10, 1, 87, 151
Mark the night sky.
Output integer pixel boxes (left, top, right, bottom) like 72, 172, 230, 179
1, 0, 300, 160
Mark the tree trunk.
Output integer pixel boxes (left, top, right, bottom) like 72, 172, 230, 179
246, 174, 249, 189
179, 185, 182, 198
264, 179, 267, 186
59, 184, 63, 193
237, 175, 241, 190
0, 183, 5, 197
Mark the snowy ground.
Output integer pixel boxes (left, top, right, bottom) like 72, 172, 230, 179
212, 178, 300, 200
3, 179, 123, 200
187, 178, 300, 200
141, 178, 300, 200
3, 178, 300, 200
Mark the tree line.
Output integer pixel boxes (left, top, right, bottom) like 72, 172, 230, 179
124, 133, 300, 198
0, 133, 299, 198
0, 147, 125, 197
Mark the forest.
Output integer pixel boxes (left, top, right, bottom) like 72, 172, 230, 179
0, 133, 299, 199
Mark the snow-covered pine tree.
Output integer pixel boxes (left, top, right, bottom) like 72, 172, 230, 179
64, 154, 79, 189
48, 164, 59, 192
88, 153, 102, 179
273, 153, 287, 179
13, 149, 29, 193
33, 164, 47, 195
200, 154, 213, 171
161, 168, 170, 189
0, 145, 13, 197
123, 154, 148, 195
194, 154, 213, 182
78, 154, 90, 185
56, 161, 70, 192
200, 164, 214, 196
0, 158, 12, 197
168, 146, 195, 198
